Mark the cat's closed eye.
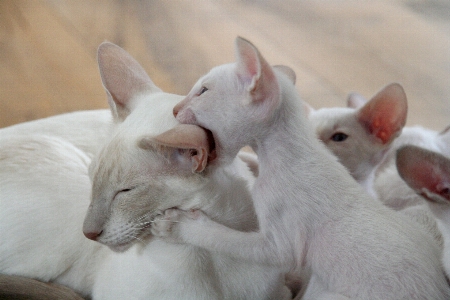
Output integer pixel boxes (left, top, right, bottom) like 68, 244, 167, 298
114, 188, 134, 199
330, 132, 348, 142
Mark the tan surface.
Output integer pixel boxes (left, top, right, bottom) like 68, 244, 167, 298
0, 0, 449, 130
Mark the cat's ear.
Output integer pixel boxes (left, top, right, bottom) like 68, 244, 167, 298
356, 83, 407, 144
347, 92, 367, 109
97, 42, 162, 122
273, 65, 296, 85
234, 37, 280, 114
396, 145, 450, 204
139, 124, 212, 173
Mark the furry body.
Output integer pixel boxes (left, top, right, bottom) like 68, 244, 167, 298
396, 145, 450, 277
152, 37, 450, 299
0, 42, 290, 300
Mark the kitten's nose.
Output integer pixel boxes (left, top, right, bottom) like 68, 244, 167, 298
173, 96, 191, 118
83, 230, 103, 241
173, 102, 183, 117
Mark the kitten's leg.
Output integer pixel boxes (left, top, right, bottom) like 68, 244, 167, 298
151, 208, 290, 267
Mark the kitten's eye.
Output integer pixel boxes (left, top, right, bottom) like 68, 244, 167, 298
198, 86, 208, 96
330, 132, 348, 142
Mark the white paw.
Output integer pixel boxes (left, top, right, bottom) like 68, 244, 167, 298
150, 208, 206, 244
150, 208, 182, 239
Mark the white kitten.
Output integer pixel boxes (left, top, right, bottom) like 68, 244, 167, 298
396, 145, 450, 277
308, 83, 407, 198
307, 88, 442, 246
375, 125, 450, 209
84, 42, 290, 300
151, 37, 450, 299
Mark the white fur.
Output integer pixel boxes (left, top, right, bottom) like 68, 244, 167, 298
85, 43, 290, 299
396, 145, 450, 277
307, 91, 443, 246
0, 42, 291, 299
0, 110, 112, 296
308, 83, 407, 199
152, 37, 450, 299
375, 126, 449, 209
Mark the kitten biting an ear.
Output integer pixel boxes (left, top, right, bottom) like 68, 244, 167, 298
153, 37, 450, 299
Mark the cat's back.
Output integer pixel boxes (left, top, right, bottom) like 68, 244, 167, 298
0, 134, 104, 295
0, 110, 112, 158
308, 193, 449, 299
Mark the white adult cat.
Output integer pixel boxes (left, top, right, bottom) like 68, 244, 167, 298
0, 133, 107, 297
83, 42, 290, 300
151, 37, 450, 299
0, 103, 112, 298
396, 145, 450, 277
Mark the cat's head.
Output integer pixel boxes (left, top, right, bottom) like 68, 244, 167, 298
396, 145, 450, 206
82, 43, 214, 252
308, 83, 407, 181
172, 37, 295, 164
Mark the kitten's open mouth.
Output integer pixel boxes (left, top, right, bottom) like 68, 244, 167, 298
202, 127, 217, 163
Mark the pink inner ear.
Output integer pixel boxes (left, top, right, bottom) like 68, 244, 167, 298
357, 83, 407, 144
97, 42, 161, 121
397, 146, 450, 201
234, 37, 281, 115
235, 37, 261, 88
153, 124, 210, 173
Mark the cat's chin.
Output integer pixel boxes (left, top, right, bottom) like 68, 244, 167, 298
108, 243, 134, 253
107, 230, 154, 253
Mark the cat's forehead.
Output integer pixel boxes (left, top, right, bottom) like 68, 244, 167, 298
121, 93, 182, 134
199, 63, 235, 84
309, 107, 354, 130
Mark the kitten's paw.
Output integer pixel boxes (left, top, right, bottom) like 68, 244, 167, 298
151, 208, 207, 244
150, 208, 182, 240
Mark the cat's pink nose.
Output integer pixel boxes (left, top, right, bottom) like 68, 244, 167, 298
83, 230, 102, 241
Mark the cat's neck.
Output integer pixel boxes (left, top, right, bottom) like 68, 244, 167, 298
201, 159, 258, 232
252, 85, 362, 218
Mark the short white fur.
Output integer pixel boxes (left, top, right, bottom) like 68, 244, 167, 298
152, 37, 450, 299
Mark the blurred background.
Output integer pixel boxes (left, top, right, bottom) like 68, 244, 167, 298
0, 0, 449, 130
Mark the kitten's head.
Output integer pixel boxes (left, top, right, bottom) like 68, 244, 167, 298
173, 37, 295, 164
308, 83, 407, 181
82, 43, 213, 252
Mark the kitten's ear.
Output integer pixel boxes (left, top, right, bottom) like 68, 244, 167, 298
357, 83, 407, 144
97, 42, 162, 122
234, 37, 280, 114
273, 65, 296, 84
396, 145, 450, 204
347, 92, 367, 109
139, 124, 211, 173
238, 150, 259, 177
